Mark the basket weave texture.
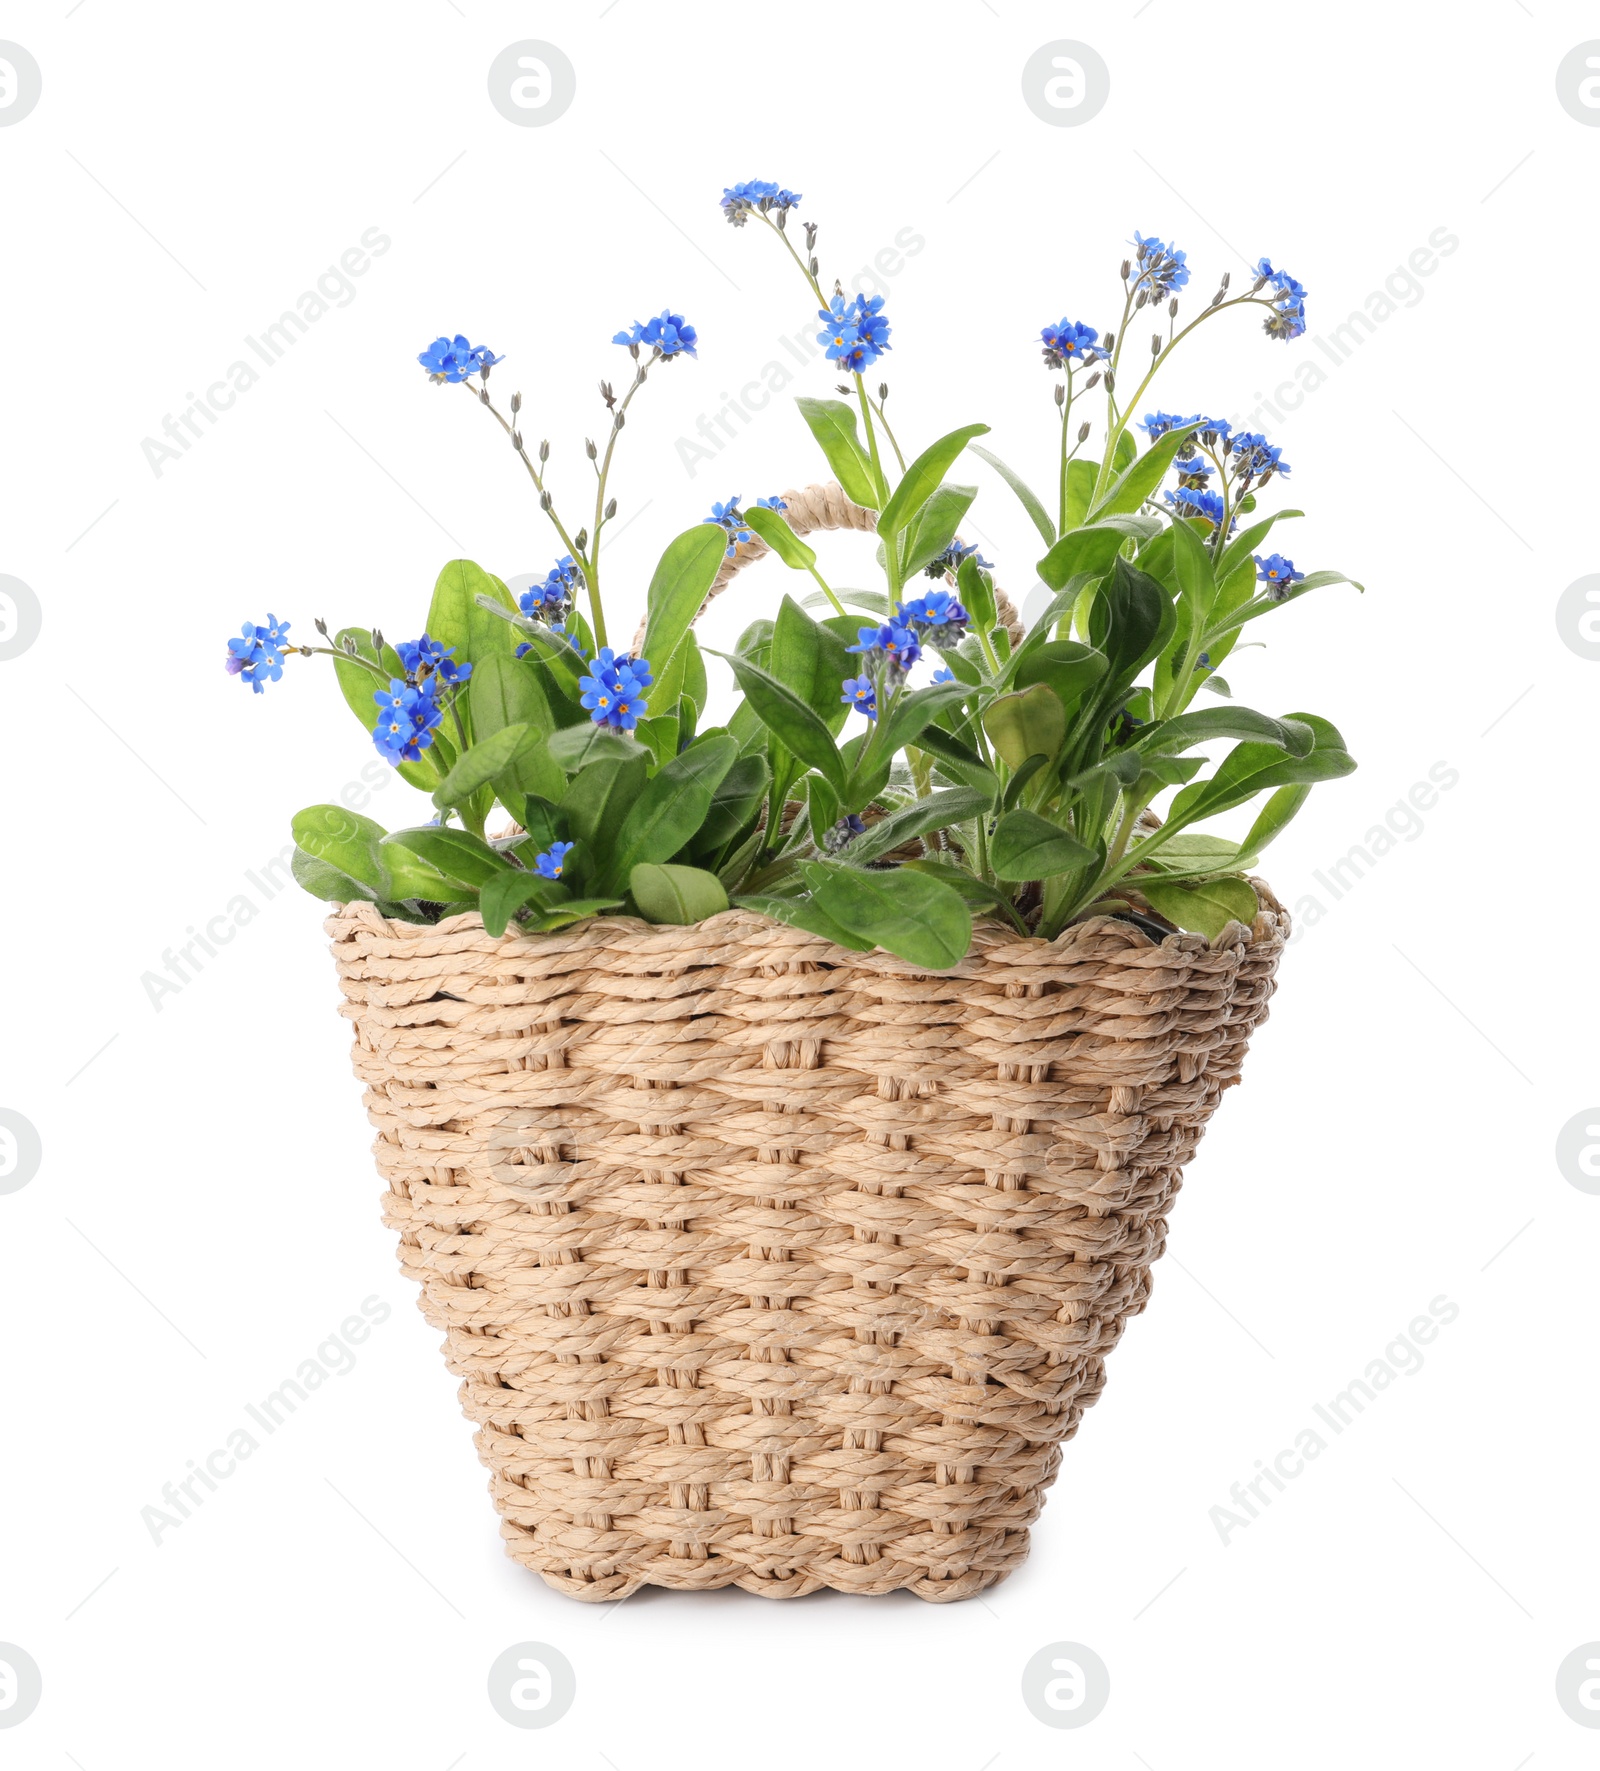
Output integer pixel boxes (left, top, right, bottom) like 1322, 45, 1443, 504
328, 890, 1286, 1601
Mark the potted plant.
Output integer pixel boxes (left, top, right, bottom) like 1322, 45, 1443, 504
229, 180, 1358, 1601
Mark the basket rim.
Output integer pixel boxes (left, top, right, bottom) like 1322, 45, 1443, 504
324, 876, 1286, 976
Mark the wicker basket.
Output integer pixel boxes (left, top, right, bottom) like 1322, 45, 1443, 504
327, 888, 1287, 1601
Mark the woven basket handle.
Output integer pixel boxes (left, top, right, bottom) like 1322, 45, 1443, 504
629, 479, 1024, 655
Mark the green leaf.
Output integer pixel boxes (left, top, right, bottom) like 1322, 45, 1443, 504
384, 825, 512, 890
795, 396, 879, 509
708, 648, 846, 793
1114, 428, 1138, 471
692, 752, 770, 854
1167, 712, 1356, 827
1139, 875, 1259, 940
743, 503, 817, 571
1168, 509, 1217, 626
609, 733, 738, 885
332, 630, 435, 791
971, 444, 1054, 546
982, 683, 1066, 769
901, 482, 978, 577
901, 857, 1023, 921
911, 723, 998, 793
636, 523, 729, 692
1135, 707, 1313, 758
1132, 833, 1257, 881
842, 785, 993, 864
629, 862, 730, 925
377, 839, 456, 900
1011, 640, 1108, 716
989, 810, 1098, 881
1091, 555, 1175, 680
635, 714, 680, 767
734, 891, 874, 951
547, 721, 649, 772
877, 677, 979, 761
291, 846, 379, 904
1036, 522, 1136, 595
431, 723, 535, 809
877, 423, 990, 541
509, 794, 562, 856
1089, 422, 1200, 519
956, 551, 997, 640
560, 751, 650, 865
769, 594, 854, 727
426, 559, 520, 671
470, 650, 550, 740
806, 772, 841, 845
524, 896, 625, 932
479, 870, 563, 938
290, 805, 390, 895
804, 862, 973, 969
1063, 458, 1097, 531
503, 615, 587, 698
1238, 784, 1310, 857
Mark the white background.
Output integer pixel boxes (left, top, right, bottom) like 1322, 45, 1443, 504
3, 1, 1598, 1764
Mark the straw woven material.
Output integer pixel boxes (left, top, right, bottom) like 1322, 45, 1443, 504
327, 888, 1288, 1602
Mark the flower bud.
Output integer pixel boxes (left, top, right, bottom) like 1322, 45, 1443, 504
1103, 330, 1115, 351
478, 384, 489, 404
510, 390, 522, 414
613, 410, 626, 429
574, 528, 588, 552
585, 438, 597, 460
372, 627, 385, 652
1104, 368, 1115, 392
604, 498, 618, 519
777, 207, 788, 231
879, 382, 889, 401
1054, 382, 1066, 407
1210, 291, 1224, 308
836, 383, 851, 395
1135, 288, 1148, 309
512, 430, 522, 450
539, 439, 550, 462
1151, 333, 1162, 356
1251, 274, 1268, 292
1120, 258, 1131, 280
1219, 271, 1231, 291
1168, 297, 1178, 317
314, 616, 330, 637
1077, 421, 1091, 443
540, 490, 553, 511
1085, 370, 1102, 389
